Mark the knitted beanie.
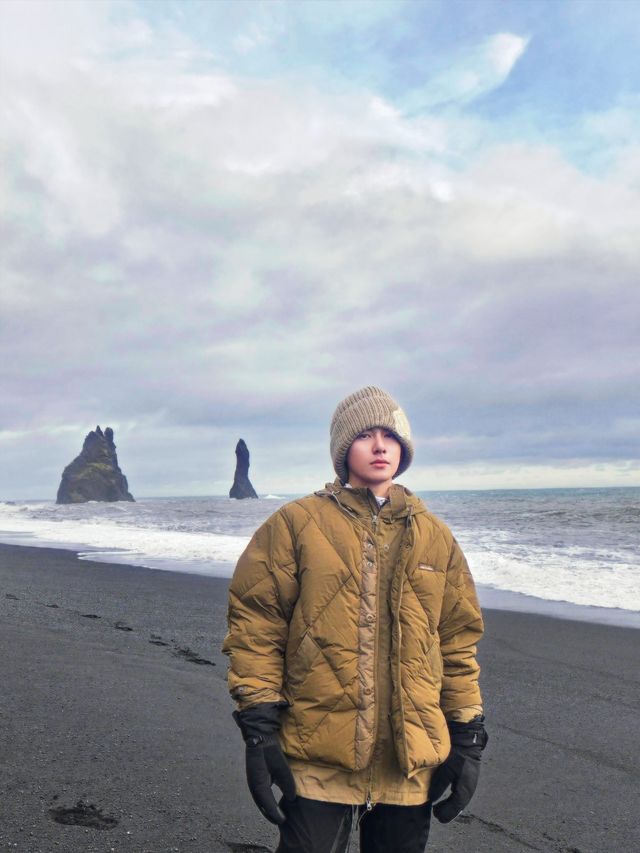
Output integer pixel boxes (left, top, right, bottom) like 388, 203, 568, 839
330, 386, 414, 483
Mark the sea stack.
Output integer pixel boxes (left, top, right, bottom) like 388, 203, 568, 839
56, 426, 135, 504
229, 439, 258, 499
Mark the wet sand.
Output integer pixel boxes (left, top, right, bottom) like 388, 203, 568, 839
1, 542, 639, 852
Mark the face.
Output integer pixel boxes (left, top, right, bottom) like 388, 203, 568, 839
346, 427, 403, 496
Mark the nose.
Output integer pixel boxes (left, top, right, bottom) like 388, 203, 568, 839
372, 430, 387, 453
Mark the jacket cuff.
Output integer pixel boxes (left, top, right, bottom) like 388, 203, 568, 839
444, 704, 484, 723
231, 686, 287, 710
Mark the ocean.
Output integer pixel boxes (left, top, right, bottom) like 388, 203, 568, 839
1, 487, 638, 627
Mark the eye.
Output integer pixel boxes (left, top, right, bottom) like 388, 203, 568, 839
357, 431, 372, 439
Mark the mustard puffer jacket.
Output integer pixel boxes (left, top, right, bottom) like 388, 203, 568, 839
222, 482, 483, 778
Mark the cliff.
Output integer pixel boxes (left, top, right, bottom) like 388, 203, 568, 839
56, 426, 135, 504
229, 439, 258, 499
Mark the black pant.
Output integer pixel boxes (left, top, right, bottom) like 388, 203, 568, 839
276, 796, 432, 853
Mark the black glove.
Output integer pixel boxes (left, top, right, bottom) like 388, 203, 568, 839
233, 702, 296, 825
430, 715, 488, 823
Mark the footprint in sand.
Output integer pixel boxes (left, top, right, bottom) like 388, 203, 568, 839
49, 799, 118, 830
147, 635, 215, 666
172, 643, 216, 666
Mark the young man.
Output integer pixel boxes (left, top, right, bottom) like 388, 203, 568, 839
222, 386, 487, 853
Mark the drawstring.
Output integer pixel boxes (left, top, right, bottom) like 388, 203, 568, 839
343, 803, 376, 852
357, 803, 373, 827
336, 805, 359, 853
329, 491, 360, 522
402, 505, 414, 553
346, 805, 359, 852
328, 805, 359, 853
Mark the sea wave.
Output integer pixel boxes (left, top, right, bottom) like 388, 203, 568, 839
0, 500, 246, 574
461, 536, 640, 612
1, 492, 638, 611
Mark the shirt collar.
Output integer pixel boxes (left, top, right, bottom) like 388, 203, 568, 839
344, 482, 388, 507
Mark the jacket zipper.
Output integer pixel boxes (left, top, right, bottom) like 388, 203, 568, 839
327, 489, 395, 790
392, 509, 414, 774
365, 508, 383, 810
365, 503, 411, 810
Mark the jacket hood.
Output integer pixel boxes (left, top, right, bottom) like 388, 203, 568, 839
315, 478, 427, 523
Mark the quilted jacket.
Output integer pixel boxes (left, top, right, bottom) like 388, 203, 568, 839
222, 481, 483, 787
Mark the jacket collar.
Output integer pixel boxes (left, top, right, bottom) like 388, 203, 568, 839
316, 478, 425, 521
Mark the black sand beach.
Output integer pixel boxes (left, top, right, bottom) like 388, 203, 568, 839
1, 543, 639, 853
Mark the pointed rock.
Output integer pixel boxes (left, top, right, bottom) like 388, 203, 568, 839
56, 426, 135, 504
229, 439, 258, 499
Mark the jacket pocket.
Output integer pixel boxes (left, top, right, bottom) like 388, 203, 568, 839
284, 631, 321, 691
428, 635, 444, 683
407, 559, 446, 634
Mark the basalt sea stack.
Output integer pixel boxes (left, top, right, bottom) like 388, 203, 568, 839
229, 439, 258, 499
56, 426, 135, 504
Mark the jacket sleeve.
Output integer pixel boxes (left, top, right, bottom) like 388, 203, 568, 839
437, 537, 484, 718
221, 507, 300, 710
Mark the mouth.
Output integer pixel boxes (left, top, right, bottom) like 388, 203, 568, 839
371, 460, 389, 467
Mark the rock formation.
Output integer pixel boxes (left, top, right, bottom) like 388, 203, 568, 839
229, 439, 258, 499
56, 426, 135, 504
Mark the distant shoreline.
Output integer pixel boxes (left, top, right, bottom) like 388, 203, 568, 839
1, 535, 638, 631
476, 583, 640, 629
4, 484, 640, 502
1, 486, 638, 627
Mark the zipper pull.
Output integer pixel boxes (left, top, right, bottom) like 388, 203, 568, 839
365, 791, 374, 812
371, 514, 378, 531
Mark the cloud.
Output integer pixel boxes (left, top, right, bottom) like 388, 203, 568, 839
402, 32, 529, 111
0, 1, 638, 497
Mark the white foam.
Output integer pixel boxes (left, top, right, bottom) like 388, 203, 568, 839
0, 501, 247, 576
1, 500, 638, 610
461, 536, 640, 612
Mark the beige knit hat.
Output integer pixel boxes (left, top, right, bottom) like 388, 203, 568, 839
330, 386, 414, 483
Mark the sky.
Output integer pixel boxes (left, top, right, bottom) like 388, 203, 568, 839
1, 0, 639, 499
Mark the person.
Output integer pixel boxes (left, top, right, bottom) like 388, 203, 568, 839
222, 386, 487, 853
